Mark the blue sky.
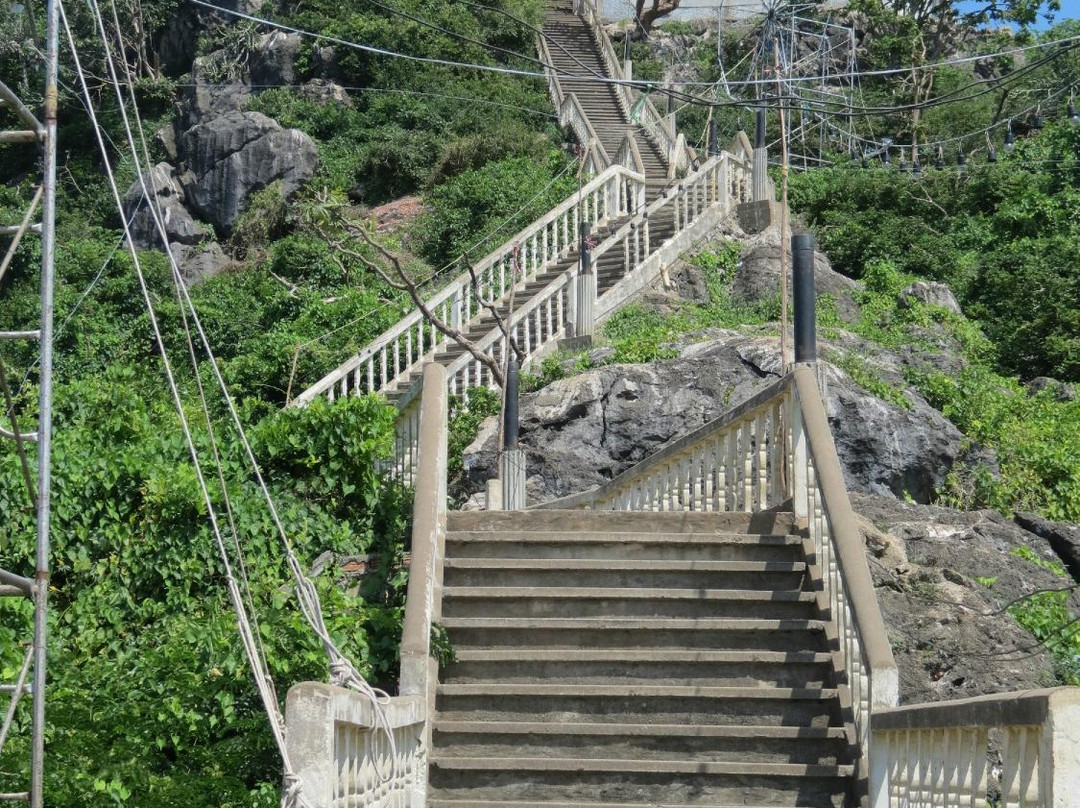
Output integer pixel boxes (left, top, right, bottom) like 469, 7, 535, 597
952, 0, 1076, 29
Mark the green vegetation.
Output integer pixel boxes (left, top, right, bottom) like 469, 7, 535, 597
1, 0, 561, 804
1006, 546, 1079, 685
600, 242, 779, 362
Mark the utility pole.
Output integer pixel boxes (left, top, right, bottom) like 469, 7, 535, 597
0, 0, 58, 803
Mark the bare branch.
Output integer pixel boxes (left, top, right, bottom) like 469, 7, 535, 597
311, 212, 506, 387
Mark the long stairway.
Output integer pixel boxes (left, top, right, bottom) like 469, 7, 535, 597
428, 510, 859, 808
543, 0, 670, 198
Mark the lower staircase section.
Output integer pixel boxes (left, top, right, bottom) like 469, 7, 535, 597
428, 511, 858, 808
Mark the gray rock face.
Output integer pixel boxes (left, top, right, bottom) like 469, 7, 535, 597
168, 241, 231, 286
250, 31, 303, 87
463, 334, 966, 505
121, 162, 206, 249
899, 280, 961, 314
1026, 376, 1076, 401
1013, 512, 1080, 581
852, 493, 1066, 703
180, 111, 317, 233
734, 227, 861, 323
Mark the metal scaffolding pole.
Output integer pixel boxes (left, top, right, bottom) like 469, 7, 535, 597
0, 0, 57, 803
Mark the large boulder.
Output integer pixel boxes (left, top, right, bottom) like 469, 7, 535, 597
179, 111, 317, 233
462, 333, 968, 505
168, 241, 231, 286
121, 162, 207, 249
249, 31, 303, 87
734, 226, 861, 323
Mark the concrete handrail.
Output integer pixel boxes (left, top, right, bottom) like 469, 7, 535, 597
616, 131, 645, 175
560, 92, 613, 169
396, 363, 448, 804
792, 364, 898, 703
869, 687, 1080, 808
285, 684, 426, 806
575, 0, 692, 173
293, 164, 642, 407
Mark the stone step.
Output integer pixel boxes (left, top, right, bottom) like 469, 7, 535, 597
445, 531, 802, 561
428, 758, 851, 806
447, 509, 797, 535
436, 683, 841, 728
431, 728, 849, 762
441, 558, 808, 591
439, 616, 827, 653
441, 586, 816, 620
442, 647, 834, 687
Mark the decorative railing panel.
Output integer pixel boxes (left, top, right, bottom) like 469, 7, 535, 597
285, 685, 425, 808
870, 688, 1080, 808
789, 365, 899, 788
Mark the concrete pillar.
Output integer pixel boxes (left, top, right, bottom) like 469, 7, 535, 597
500, 449, 526, 511
753, 107, 770, 202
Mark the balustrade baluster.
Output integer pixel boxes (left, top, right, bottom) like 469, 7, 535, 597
741, 420, 753, 512
542, 224, 549, 269
770, 402, 784, 504
367, 358, 375, 393
405, 328, 412, 370
643, 213, 651, 257
393, 339, 400, 380
380, 348, 388, 391
657, 473, 667, 512
673, 187, 682, 231
755, 411, 767, 509
623, 234, 630, 277
632, 221, 640, 270
725, 428, 738, 510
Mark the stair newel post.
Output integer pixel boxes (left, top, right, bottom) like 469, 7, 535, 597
500, 358, 526, 510
575, 221, 595, 340
753, 107, 770, 203
793, 233, 817, 365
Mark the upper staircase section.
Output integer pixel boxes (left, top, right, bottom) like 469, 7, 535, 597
541, 0, 670, 187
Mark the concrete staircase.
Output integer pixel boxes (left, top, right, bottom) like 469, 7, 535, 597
427, 510, 859, 808
542, 0, 670, 197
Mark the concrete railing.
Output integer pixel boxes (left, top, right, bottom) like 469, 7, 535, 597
869, 688, 1080, 808
593, 151, 750, 324
534, 366, 899, 791
790, 364, 899, 795
384, 151, 746, 483
559, 93, 611, 173
293, 165, 644, 408
285, 365, 448, 807
285, 685, 425, 808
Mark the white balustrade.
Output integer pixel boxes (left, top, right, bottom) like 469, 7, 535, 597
293, 164, 644, 408
871, 688, 1080, 808
285, 684, 425, 808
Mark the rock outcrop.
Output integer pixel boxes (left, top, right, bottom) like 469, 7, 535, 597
121, 162, 207, 250
853, 493, 1068, 703
180, 111, 318, 233
462, 333, 970, 505
733, 228, 861, 323
899, 280, 962, 314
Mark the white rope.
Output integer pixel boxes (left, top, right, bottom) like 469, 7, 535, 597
60, 5, 319, 804
74, 0, 402, 795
